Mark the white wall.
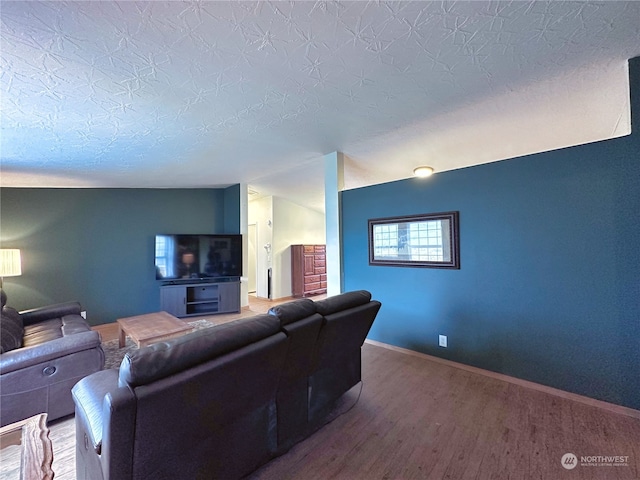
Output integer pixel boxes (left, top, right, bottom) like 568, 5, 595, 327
273, 196, 326, 299
247, 223, 257, 293
239, 183, 250, 308
249, 195, 325, 299
324, 152, 344, 296
248, 196, 273, 299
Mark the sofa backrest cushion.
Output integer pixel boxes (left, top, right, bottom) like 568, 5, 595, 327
314, 290, 372, 316
119, 314, 281, 387
268, 299, 324, 382
1, 306, 23, 354
315, 300, 381, 362
268, 298, 317, 326
127, 328, 288, 479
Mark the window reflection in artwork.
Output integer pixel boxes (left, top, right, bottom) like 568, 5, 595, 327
155, 235, 176, 278
369, 212, 459, 269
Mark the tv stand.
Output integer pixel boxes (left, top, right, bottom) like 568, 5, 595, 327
160, 280, 240, 317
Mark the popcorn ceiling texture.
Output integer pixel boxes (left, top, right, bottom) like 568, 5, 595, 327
1, 1, 639, 211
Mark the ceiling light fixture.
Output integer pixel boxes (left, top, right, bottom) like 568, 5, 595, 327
413, 166, 434, 178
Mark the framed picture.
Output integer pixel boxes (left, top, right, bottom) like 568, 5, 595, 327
368, 211, 460, 269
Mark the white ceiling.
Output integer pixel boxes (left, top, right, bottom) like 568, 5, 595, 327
2, 1, 640, 212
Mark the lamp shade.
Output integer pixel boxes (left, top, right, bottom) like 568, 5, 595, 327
0, 249, 22, 277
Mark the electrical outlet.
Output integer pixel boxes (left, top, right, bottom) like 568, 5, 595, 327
439, 335, 447, 348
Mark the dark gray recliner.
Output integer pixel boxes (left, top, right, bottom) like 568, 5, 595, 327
0, 292, 104, 426
309, 290, 382, 420
267, 290, 382, 449
72, 314, 289, 480
268, 298, 324, 450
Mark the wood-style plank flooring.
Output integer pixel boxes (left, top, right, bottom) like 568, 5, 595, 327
251, 344, 640, 479
42, 294, 640, 480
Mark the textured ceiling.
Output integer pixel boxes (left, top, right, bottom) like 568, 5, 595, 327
2, 1, 640, 212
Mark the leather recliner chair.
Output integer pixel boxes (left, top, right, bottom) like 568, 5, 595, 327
310, 290, 382, 420
72, 314, 288, 480
0, 291, 104, 426
267, 290, 382, 450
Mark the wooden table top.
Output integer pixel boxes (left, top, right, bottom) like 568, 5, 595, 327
117, 311, 192, 348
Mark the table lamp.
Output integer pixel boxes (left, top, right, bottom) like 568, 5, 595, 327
0, 249, 22, 288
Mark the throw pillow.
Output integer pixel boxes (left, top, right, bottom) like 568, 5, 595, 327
1, 306, 23, 353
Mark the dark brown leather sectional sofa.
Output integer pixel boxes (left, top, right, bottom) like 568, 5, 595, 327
71, 290, 381, 480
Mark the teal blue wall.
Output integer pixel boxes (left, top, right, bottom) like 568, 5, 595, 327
0, 188, 230, 325
223, 184, 241, 233
342, 58, 640, 410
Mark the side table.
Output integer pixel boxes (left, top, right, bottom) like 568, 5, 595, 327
0, 413, 54, 479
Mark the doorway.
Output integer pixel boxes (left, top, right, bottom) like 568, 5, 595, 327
248, 223, 257, 294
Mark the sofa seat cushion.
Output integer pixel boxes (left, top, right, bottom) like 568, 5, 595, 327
1, 306, 23, 354
119, 314, 281, 387
23, 319, 63, 347
60, 316, 93, 335
22, 315, 92, 348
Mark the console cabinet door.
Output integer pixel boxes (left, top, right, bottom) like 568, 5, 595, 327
160, 286, 186, 317
218, 283, 241, 313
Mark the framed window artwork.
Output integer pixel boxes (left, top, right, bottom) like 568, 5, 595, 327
368, 211, 460, 269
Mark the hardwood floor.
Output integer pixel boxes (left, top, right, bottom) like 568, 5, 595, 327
251, 345, 640, 479
45, 294, 640, 480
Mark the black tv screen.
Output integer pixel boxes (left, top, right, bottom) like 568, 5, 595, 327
155, 234, 242, 280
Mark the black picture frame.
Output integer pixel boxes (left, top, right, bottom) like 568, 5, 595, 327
368, 211, 460, 269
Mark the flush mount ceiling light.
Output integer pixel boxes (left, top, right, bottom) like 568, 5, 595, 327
413, 166, 434, 178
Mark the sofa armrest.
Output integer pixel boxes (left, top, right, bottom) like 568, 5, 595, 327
72, 369, 120, 455
20, 302, 82, 326
100, 387, 137, 480
73, 369, 137, 480
0, 330, 102, 374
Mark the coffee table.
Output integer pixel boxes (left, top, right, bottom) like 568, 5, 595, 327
0, 413, 53, 480
117, 311, 193, 348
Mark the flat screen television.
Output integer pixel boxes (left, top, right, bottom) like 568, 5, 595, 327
155, 234, 242, 280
